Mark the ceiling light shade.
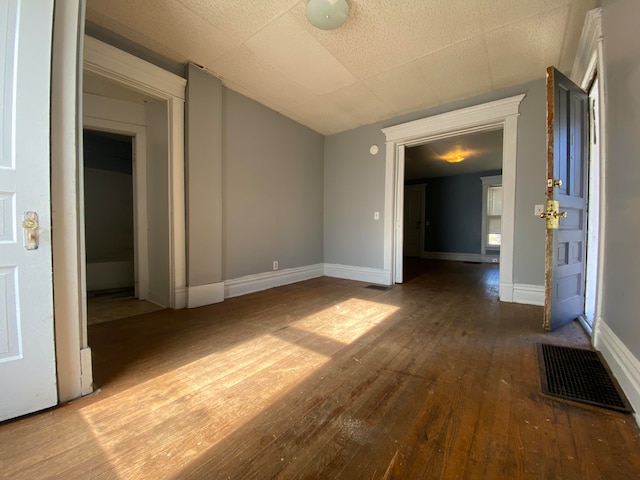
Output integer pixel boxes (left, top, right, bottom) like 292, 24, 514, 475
442, 145, 468, 163
306, 0, 350, 30
444, 153, 466, 163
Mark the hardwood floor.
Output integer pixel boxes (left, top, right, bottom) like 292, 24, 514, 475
2, 259, 639, 479
87, 288, 165, 325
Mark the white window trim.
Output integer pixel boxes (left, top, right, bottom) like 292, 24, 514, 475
480, 175, 502, 255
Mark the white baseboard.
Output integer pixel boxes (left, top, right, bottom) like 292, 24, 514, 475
593, 318, 640, 425
80, 347, 93, 396
500, 282, 514, 302
421, 251, 499, 264
188, 282, 225, 308
174, 287, 187, 309
422, 251, 482, 262
512, 284, 545, 306
147, 291, 168, 309
225, 264, 324, 299
323, 263, 392, 285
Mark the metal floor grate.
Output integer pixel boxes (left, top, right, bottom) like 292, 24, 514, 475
537, 343, 632, 413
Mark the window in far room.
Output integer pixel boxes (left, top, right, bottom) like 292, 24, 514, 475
481, 175, 502, 253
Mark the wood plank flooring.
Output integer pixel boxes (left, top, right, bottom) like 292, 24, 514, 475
1, 259, 639, 479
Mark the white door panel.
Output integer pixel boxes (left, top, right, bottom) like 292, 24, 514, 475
0, 0, 57, 421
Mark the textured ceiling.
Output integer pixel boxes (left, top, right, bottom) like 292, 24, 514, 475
85, 0, 595, 135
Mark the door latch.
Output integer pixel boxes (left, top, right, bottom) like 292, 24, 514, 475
547, 178, 563, 189
539, 200, 567, 229
22, 211, 39, 250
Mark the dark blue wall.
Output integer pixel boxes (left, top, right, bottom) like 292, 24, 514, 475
410, 169, 501, 254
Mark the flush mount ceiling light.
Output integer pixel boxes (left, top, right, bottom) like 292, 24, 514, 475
441, 145, 468, 163
444, 153, 466, 163
306, 0, 350, 30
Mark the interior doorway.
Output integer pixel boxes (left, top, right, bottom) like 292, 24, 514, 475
400, 129, 504, 284
382, 95, 524, 301
82, 129, 163, 325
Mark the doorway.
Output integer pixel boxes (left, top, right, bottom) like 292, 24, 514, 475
82, 129, 163, 324
383, 94, 524, 301
401, 130, 503, 285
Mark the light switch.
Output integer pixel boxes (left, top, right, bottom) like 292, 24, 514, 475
534, 204, 544, 216
374, 211, 380, 220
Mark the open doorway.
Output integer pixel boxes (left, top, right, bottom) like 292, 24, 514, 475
382, 95, 524, 300
83, 129, 163, 325
401, 129, 504, 285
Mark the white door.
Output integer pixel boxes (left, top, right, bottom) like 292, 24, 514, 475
0, 0, 57, 421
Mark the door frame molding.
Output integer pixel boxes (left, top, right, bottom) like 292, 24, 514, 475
83, 115, 149, 301
570, 7, 606, 339
382, 94, 524, 300
83, 35, 187, 309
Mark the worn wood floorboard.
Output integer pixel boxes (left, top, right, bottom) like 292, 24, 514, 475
1, 259, 639, 479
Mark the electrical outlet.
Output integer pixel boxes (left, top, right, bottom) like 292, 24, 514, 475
273, 261, 278, 271
374, 211, 380, 220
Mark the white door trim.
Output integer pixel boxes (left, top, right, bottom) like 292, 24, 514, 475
83, 35, 187, 309
382, 95, 525, 300
83, 116, 149, 301
571, 7, 606, 341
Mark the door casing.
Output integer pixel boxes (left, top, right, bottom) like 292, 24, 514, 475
52, 31, 188, 402
382, 95, 524, 299
83, 117, 149, 301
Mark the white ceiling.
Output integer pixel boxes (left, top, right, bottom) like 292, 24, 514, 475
85, 0, 595, 136
405, 129, 503, 180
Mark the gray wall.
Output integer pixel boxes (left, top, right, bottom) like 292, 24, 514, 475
324, 79, 548, 284
185, 64, 223, 287
600, 0, 640, 357
146, 99, 171, 306
324, 127, 386, 267
513, 80, 547, 285
421, 170, 501, 255
222, 89, 324, 279
83, 132, 133, 264
83, 168, 133, 261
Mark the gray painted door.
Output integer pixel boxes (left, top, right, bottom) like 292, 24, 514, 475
543, 67, 589, 331
403, 185, 424, 258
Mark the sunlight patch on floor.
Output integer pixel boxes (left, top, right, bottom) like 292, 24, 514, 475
78, 297, 399, 478
291, 298, 400, 345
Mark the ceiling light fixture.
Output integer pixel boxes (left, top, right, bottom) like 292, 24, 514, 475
306, 0, 350, 30
441, 145, 468, 163
444, 153, 466, 163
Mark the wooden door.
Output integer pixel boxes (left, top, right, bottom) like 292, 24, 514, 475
0, 0, 57, 420
403, 185, 425, 257
543, 66, 589, 331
